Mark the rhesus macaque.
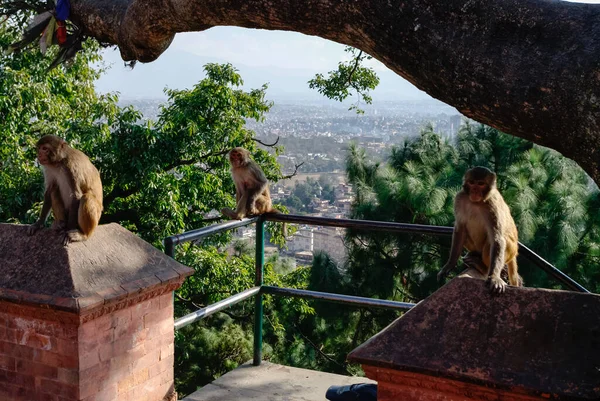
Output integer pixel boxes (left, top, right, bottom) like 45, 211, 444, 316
221, 147, 277, 220
28, 135, 103, 244
438, 166, 521, 293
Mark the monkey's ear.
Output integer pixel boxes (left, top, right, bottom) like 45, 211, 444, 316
489, 171, 497, 185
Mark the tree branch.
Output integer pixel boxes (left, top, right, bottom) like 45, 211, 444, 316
281, 162, 304, 180
65, 0, 600, 182
344, 50, 363, 87
253, 136, 279, 147
164, 148, 231, 172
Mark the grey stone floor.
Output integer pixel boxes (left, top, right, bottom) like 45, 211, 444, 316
182, 361, 375, 401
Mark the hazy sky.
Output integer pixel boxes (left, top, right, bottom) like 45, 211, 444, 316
96, 0, 600, 103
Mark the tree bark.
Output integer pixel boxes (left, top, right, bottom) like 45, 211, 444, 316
70, 0, 600, 183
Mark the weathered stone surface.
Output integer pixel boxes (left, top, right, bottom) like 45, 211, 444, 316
0, 223, 193, 312
348, 277, 600, 399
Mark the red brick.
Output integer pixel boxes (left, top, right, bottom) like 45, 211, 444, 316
0, 382, 37, 401
160, 368, 174, 385
147, 362, 161, 379
131, 327, 149, 348
0, 341, 34, 359
147, 318, 173, 340
117, 373, 135, 394
140, 374, 161, 393
80, 360, 110, 385
99, 334, 136, 362
115, 315, 143, 339
132, 349, 160, 372
81, 383, 117, 401
16, 358, 58, 380
39, 378, 79, 398
134, 296, 160, 315
56, 367, 78, 386
0, 369, 35, 388
0, 354, 15, 371
35, 349, 78, 370
143, 305, 172, 328
111, 308, 132, 329
0, 326, 17, 343
159, 293, 173, 310
80, 345, 100, 370
0, 311, 9, 326
32, 390, 59, 401
155, 382, 176, 400
93, 314, 113, 331
160, 342, 174, 360
54, 337, 78, 357
108, 343, 145, 377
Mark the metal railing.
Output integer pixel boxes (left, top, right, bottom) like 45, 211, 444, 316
164, 213, 590, 365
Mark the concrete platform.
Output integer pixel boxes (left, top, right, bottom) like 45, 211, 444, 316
182, 361, 375, 401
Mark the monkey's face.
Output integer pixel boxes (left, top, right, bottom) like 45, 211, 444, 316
465, 179, 489, 203
37, 143, 56, 166
229, 149, 247, 168
36, 135, 66, 166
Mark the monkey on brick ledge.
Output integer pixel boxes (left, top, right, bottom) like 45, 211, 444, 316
28, 135, 103, 245
438, 166, 523, 294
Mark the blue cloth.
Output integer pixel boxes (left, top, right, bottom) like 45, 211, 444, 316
55, 0, 70, 20
326, 383, 377, 401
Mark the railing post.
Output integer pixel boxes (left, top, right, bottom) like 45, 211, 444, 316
253, 216, 265, 366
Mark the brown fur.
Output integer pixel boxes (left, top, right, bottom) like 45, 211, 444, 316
28, 135, 103, 245
438, 167, 521, 293
221, 147, 276, 219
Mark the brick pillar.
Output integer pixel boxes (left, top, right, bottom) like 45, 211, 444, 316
0, 223, 193, 401
348, 277, 600, 401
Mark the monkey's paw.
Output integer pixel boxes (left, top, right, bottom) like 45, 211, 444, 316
28, 222, 43, 236
63, 230, 87, 246
486, 276, 507, 294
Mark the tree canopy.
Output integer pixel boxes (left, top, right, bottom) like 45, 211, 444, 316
36, 0, 600, 183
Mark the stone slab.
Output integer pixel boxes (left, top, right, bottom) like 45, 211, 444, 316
0, 223, 193, 312
348, 277, 600, 400
182, 361, 375, 401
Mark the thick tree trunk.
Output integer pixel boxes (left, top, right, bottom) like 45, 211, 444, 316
70, 0, 600, 183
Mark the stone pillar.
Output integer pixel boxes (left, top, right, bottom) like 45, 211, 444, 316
0, 223, 193, 401
348, 277, 600, 401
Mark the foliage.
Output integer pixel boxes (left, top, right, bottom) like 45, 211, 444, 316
0, 18, 295, 396
344, 122, 600, 300
309, 47, 380, 114
282, 175, 337, 213
262, 122, 600, 381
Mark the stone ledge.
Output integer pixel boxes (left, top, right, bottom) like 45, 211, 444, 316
348, 277, 600, 400
0, 223, 193, 316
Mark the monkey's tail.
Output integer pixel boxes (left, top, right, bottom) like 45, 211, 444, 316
79, 192, 102, 238
266, 209, 287, 237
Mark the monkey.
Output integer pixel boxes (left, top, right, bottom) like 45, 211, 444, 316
28, 135, 103, 245
221, 147, 287, 235
221, 147, 276, 219
437, 166, 522, 293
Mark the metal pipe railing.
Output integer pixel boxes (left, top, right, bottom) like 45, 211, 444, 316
174, 286, 261, 330
253, 216, 265, 366
164, 217, 258, 258
262, 213, 590, 294
262, 286, 416, 311
166, 212, 590, 367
